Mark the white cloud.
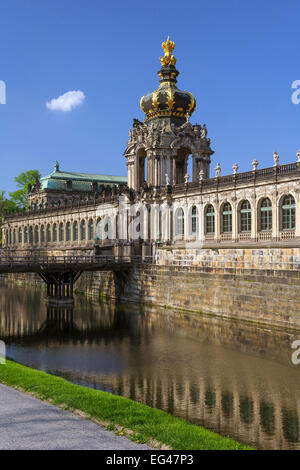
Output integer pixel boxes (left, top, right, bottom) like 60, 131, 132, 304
46, 90, 85, 112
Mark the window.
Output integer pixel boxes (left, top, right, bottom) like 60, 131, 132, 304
46, 224, 51, 242
80, 220, 86, 240
73, 221, 78, 240
191, 206, 198, 234
40, 225, 45, 243
34, 226, 39, 243
104, 217, 112, 239
205, 205, 215, 234
29, 227, 33, 243
18, 227, 22, 243
59, 223, 64, 242
13, 229, 16, 244
175, 208, 184, 237
88, 220, 94, 240
222, 202, 232, 233
240, 200, 251, 232
53, 224, 57, 242
66, 222, 71, 241
282, 195, 295, 230
260, 198, 272, 231
24, 227, 28, 243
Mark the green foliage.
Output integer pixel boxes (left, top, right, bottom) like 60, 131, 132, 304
0, 191, 16, 243
9, 169, 41, 209
0, 360, 254, 450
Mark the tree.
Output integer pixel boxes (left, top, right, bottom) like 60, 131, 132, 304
0, 191, 16, 244
9, 170, 41, 209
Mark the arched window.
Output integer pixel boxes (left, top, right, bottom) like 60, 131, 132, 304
104, 217, 112, 240
34, 226, 39, 243
59, 223, 64, 242
13, 229, 16, 244
191, 206, 198, 234
73, 221, 78, 241
222, 202, 232, 233
18, 227, 22, 243
66, 222, 71, 241
260, 198, 272, 231
40, 225, 45, 243
80, 220, 86, 240
240, 200, 251, 232
175, 208, 184, 237
88, 220, 94, 240
96, 218, 102, 240
52, 224, 57, 242
282, 195, 295, 230
205, 205, 215, 234
24, 227, 28, 243
29, 226, 33, 243
46, 224, 51, 242
9, 229, 12, 244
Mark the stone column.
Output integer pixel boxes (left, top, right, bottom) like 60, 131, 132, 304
232, 201, 238, 242
215, 201, 220, 241
134, 154, 139, 190
199, 202, 205, 245
184, 205, 189, 241
272, 192, 279, 240
251, 199, 257, 240
295, 191, 300, 237
171, 157, 176, 185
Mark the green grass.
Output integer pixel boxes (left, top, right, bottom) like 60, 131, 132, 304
0, 360, 253, 450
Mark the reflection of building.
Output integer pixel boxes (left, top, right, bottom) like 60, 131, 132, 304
2, 37, 300, 254
2, 282, 300, 450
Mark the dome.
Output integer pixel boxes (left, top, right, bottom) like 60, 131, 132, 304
140, 37, 196, 121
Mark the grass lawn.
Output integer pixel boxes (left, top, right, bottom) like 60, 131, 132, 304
0, 360, 254, 450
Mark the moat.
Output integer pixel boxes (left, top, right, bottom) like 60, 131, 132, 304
1, 281, 300, 450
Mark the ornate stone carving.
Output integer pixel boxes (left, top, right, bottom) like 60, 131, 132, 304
232, 163, 238, 174
215, 163, 221, 177
273, 151, 279, 167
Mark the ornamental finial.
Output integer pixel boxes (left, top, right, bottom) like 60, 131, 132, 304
160, 36, 177, 66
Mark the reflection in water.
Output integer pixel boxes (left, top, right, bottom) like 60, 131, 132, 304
1, 281, 300, 449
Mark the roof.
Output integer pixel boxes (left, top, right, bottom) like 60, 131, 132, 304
40, 164, 127, 192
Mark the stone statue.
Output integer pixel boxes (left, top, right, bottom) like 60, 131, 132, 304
201, 124, 207, 139
273, 151, 279, 166
215, 162, 221, 177
232, 162, 239, 174
165, 173, 170, 186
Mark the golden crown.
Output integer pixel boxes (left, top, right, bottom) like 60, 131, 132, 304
160, 36, 177, 66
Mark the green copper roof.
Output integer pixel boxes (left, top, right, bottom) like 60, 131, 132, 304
40, 163, 127, 192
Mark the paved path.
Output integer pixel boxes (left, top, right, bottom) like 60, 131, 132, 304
0, 384, 152, 450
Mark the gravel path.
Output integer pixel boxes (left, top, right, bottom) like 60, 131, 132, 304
0, 383, 152, 450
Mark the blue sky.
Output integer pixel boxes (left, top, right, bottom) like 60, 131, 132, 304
0, 0, 300, 193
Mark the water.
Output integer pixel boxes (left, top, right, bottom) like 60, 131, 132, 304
1, 281, 300, 449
